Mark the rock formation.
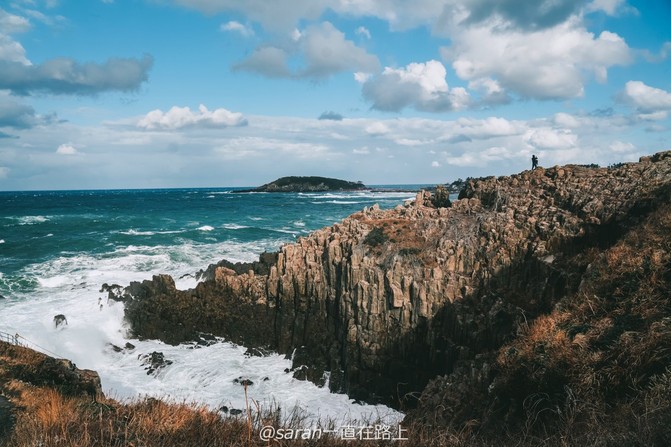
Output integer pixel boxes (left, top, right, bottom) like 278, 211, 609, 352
121, 151, 671, 409
238, 176, 367, 193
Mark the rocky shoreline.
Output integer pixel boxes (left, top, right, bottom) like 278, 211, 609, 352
3, 151, 671, 445
118, 151, 671, 411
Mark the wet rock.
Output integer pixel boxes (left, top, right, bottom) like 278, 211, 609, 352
229, 408, 243, 416
107, 343, 123, 353
100, 283, 126, 302
195, 332, 217, 346
244, 347, 271, 357
53, 314, 68, 328
138, 351, 173, 376
124, 342, 136, 350
233, 377, 254, 386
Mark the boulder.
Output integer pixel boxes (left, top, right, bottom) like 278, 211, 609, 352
53, 314, 68, 328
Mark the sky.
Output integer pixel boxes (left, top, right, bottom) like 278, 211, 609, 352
0, 0, 670, 190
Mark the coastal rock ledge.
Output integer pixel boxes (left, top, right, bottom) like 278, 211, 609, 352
120, 152, 671, 427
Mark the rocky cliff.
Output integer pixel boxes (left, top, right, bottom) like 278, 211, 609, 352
120, 151, 671, 414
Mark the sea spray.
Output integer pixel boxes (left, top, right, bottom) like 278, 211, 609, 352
0, 188, 420, 425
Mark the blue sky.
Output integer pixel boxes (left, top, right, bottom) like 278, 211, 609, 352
0, 0, 670, 190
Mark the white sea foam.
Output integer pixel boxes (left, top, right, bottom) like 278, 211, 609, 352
222, 223, 249, 230
311, 200, 365, 205
0, 239, 4, 244
293, 221, 306, 227
120, 229, 156, 236
0, 239, 403, 426
14, 215, 49, 225
197, 225, 215, 231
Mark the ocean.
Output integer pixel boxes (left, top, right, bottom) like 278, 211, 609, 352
0, 187, 427, 425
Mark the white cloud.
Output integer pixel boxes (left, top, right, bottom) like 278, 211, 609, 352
300, 22, 379, 77
0, 55, 154, 95
354, 71, 371, 83
446, 146, 520, 167
0, 34, 30, 65
137, 104, 248, 130
353, 146, 370, 155
525, 128, 578, 150
442, 16, 632, 100
169, 0, 446, 32
56, 143, 78, 155
220, 21, 254, 37
621, 81, 671, 113
0, 8, 31, 34
234, 22, 379, 79
362, 60, 470, 112
587, 0, 638, 16
431, 161, 440, 168
215, 137, 331, 159
0, 166, 9, 178
453, 117, 522, 139
365, 121, 390, 136
356, 26, 371, 39
609, 140, 635, 153
553, 112, 583, 128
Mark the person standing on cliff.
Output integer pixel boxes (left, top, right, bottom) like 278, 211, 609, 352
532, 154, 538, 170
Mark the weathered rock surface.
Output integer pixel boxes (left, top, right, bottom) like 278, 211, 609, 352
139, 351, 173, 376
122, 151, 671, 407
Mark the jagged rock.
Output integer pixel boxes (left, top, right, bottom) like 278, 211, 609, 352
53, 314, 68, 328
233, 377, 254, 386
121, 150, 671, 407
107, 343, 123, 353
195, 332, 217, 346
229, 408, 243, 416
100, 283, 126, 302
244, 347, 271, 357
139, 351, 173, 376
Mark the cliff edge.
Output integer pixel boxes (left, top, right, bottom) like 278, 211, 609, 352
120, 151, 671, 444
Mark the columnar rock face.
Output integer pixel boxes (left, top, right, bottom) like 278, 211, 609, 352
122, 152, 671, 406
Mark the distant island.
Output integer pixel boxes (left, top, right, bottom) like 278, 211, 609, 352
238, 176, 367, 193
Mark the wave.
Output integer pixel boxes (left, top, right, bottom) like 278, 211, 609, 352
119, 229, 186, 236
222, 223, 249, 230
0, 239, 4, 244
11, 215, 50, 225
197, 225, 215, 232
0, 236, 402, 425
311, 200, 366, 205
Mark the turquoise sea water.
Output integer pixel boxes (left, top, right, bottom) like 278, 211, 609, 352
0, 187, 426, 424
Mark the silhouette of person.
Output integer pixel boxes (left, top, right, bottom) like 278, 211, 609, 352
531, 154, 538, 170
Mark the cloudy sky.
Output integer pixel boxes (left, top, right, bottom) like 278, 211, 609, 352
0, 0, 670, 190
